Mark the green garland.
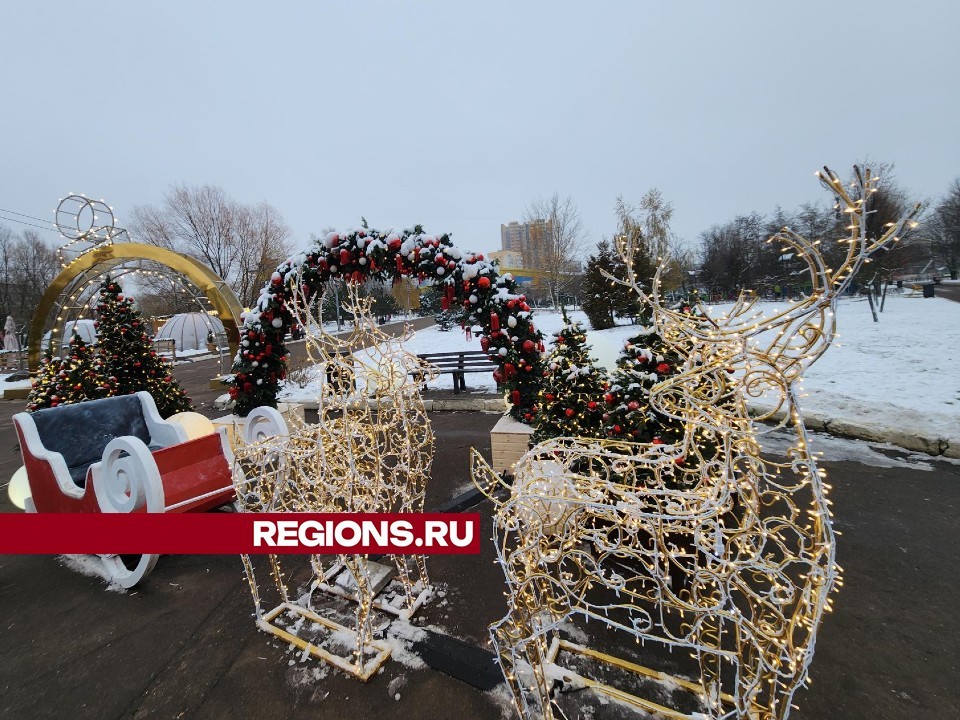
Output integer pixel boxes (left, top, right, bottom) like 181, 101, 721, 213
230, 226, 545, 419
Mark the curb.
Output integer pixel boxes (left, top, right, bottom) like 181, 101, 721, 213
211, 393, 957, 460
213, 394, 507, 415
754, 407, 958, 459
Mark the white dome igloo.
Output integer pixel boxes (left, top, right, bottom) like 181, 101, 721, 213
154, 313, 225, 352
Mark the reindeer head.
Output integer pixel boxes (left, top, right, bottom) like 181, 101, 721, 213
607, 166, 921, 428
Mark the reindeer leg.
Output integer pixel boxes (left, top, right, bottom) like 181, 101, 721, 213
490, 599, 557, 720
343, 555, 373, 672
239, 554, 264, 620
267, 554, 289, 604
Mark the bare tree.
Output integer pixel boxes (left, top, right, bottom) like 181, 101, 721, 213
131, 184, 293, 307
927, 178, 960, 280
0, 226, 61, 333
839, 163, 925, 319
523, 193, 584, 308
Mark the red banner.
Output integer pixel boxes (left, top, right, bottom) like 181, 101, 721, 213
0, 513, 481, 555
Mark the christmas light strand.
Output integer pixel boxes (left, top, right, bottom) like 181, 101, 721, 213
473, 166, 920, 719
233, 283, 436, 678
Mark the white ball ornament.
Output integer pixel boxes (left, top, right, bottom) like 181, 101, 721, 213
436, 267, 445, 276
358, 257, 367, 265
271, 318, 283, 328
498, 347, 508, 356
470, 294, 478, 304
252, 361, 259, 367
507, 316, 517, 328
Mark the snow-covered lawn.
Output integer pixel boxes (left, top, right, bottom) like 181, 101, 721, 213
280, 293, 958, 449
704, 294, 959, 447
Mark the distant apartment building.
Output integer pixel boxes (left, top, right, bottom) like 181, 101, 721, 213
500, 219, 553, 270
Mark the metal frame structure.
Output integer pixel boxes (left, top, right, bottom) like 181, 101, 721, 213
28, 243, 242, 370
234, 282, 436, 679
473, 166, 921, 720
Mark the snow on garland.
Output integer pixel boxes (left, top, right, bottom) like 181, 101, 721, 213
229, 225, 546, 420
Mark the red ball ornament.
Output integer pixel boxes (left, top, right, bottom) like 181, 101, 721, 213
587, 401, 597, 410
522, 339, 535, 353
603, 393, 614, 403
613, 424, 622, 434
544, 393, 555, 402
628, 401, 640, 411
656, 362, 670, 374
565, 408, 575, 418
477, 276, 491, 289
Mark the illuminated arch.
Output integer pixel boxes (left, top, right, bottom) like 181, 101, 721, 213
230, 226, 546, 419
28, 243, 243, 371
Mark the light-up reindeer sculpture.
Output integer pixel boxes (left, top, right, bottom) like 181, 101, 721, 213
472, 167, 921, 719
234, 281, 436, 680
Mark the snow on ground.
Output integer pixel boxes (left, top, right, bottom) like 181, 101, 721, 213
279, 294, 958, 450
702, 294, 959, 447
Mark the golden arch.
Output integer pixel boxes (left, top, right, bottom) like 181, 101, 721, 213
28, 243, 243, 371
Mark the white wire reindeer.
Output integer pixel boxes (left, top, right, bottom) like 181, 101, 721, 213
473, 167, 921, 719
234, 281, 436, 680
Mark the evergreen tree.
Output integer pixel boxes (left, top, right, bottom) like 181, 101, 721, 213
26, 333, 114, 411
581, 240, 619, 330
420, 283, 464, 329
95, 278, 192, 417
531, 312, 608, 443
369, 286, 400, 321
602, 326, 687, 445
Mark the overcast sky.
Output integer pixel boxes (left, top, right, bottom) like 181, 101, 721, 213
1, 1, 957, 259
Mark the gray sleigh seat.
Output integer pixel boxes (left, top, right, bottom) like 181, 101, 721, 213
27, 394, 165, 488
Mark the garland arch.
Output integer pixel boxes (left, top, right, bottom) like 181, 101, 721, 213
230, 226, 546, 420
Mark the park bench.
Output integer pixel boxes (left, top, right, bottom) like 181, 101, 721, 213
412, 351, 497, 394
11, 392, 284, 588
151, 338, 177, 360
0, 350, 21, 371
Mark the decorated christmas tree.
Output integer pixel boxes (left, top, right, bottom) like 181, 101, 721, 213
26, 333, 114, 411
602, 323, 687, 445
95, 278, 192, 417
603, 304, 730, 480
531, 312, 608, 444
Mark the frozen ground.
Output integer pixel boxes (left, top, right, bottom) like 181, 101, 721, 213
279, 292, 958, 454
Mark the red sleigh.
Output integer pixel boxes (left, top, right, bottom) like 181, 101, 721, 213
11, 392, 261, 588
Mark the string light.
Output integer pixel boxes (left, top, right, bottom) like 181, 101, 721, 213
233, 282, 436, 679
472, 165, 921, 720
